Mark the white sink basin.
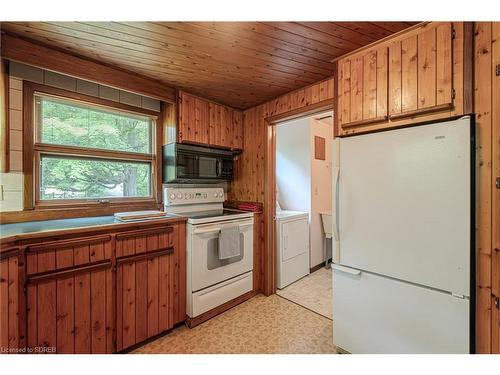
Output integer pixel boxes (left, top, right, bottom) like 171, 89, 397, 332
320, 211, 333, 239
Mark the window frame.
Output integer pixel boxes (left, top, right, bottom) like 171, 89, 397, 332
23, 81, 162, 210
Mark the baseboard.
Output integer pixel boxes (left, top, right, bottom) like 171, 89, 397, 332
186, 290, 258, 328
310, 258, 332, 273
118, 320, 185, 353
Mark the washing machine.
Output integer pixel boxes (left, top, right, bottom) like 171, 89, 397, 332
276, 210, 310, 289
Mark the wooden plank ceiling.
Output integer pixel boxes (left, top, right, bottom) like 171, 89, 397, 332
0, 22, 417, 109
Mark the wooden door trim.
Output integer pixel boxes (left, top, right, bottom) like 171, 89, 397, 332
265, 99, 333, 124
263, 102, 334, 296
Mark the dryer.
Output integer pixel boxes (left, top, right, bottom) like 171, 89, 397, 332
276, 210, 310, 289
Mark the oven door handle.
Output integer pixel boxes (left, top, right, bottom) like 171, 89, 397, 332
192, 222, 253, 235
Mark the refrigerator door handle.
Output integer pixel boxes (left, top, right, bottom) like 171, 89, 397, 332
332, 166, 340, 242
332, 264, 361, 276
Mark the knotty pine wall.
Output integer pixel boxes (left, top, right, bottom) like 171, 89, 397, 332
474, 22, 499, 355
229, 78, 334, 203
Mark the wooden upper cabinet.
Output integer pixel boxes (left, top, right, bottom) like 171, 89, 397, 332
338, 46, 388, 128
209, 103, 244, 150
388, 22, 454, 119
178, 91, 210, 145
178, 91, 243, 150
336, 22, 469, 135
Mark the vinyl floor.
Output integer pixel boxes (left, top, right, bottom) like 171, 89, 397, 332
133, 293, 336, 354
276, 267, 333, 320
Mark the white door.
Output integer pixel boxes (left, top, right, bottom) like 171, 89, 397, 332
336, 117, 471, 295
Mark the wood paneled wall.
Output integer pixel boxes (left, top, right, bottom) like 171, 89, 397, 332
0, 59, 8, 173
474, 22, 500, 354
230, 78, 334, 202
228, 78, 334, 293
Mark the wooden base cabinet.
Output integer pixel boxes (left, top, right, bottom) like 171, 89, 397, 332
0, 254, 20, 353
26, 263, 113, 354
0, 220, 187, 354
115, 225, 186, 351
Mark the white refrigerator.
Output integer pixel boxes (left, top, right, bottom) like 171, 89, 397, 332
331, 116, 474, 354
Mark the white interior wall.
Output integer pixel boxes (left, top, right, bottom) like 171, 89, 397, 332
310, 117, 333, 267
276, 118, 311, 213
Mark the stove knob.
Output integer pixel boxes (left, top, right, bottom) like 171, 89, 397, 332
213, 192, 218, 198
169, 193, 176, 200
219, 192, 224, 198
204, 193, 207, 198
177, 193, 182, 199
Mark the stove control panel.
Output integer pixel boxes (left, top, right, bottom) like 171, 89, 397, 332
163, 187, 225, 206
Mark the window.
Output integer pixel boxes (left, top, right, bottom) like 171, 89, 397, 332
26, 83, 160, 209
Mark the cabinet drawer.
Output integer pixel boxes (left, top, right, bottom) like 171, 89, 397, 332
26, 235, 112, 275
115, 226, 175, 258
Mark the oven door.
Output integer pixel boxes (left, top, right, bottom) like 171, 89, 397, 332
189, 217, 253, 292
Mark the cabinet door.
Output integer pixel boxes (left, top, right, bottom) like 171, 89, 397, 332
0, 255, 19, 353
115, 225, 185, 351
338, 46, 388, 129
388, 22, 453, 119
26, 262, 113, 354
209, 103, 244, 150
208, 102, 232, 148
178, 91, 209, 145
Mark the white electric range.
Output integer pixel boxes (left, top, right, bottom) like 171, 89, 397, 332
163, 187, 254, 319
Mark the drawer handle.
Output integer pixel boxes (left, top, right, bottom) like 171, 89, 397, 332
27, 260, 112, 284
332, 264, 361, 276
115, 226, 173, 240
116, 246, 174, 265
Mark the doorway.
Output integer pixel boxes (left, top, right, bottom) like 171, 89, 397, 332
273, 111, 334, 319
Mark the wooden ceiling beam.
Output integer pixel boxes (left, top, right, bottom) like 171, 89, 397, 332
0, 32, 177, 103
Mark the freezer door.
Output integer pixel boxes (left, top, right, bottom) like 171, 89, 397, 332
332, 265, 470, 353
337, 117, 471, 296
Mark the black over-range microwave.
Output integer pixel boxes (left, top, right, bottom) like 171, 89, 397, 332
162, 143, 234, 183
